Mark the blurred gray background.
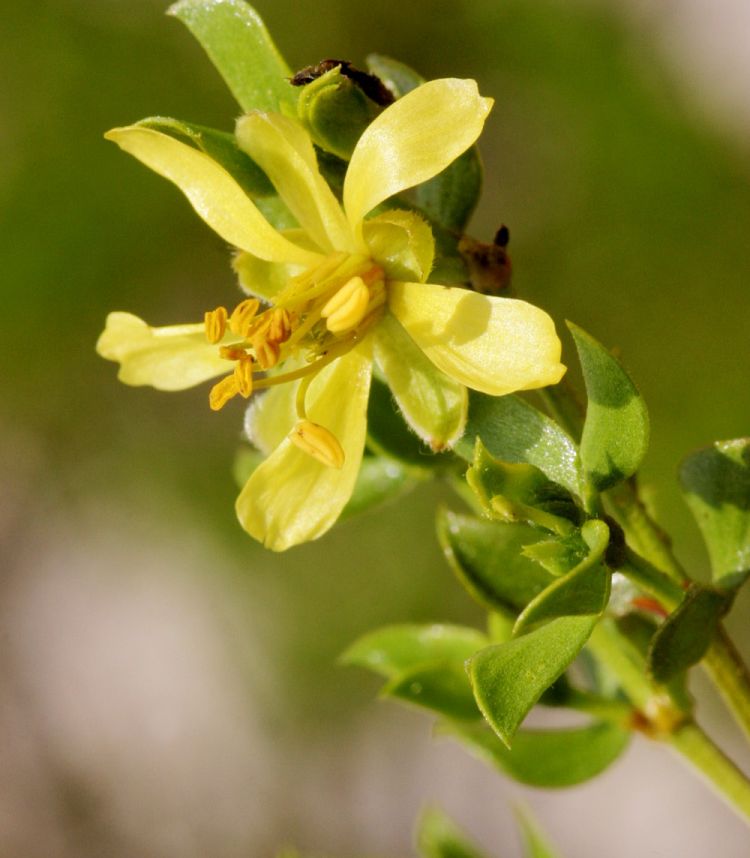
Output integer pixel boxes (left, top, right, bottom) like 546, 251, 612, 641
2, 0, 750, 855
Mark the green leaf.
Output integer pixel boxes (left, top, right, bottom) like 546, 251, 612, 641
137, 116, 274, 197
514, 520, 611, 634
467, 615, 597, 745
647, 585, 731, 683
341, 623, 487, 679
414, 146, 483, 233
456, 392, 581, 498
568, 322, 649, 493
168, 0, 297, 114
467, 440, 581, 535
439, 719, 629, 788
679, 439, 750, 588
384, 661, 480, 721
416, 807, 489, 858
367, 376, 454, 471
366, 53, 424, 98
437, 510, 555, 614
521, 530, 589, 576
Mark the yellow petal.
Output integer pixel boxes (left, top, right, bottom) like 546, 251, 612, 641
236, 113, 357, 254
105, 125, 322, 267
243, 380, 298, 455
389, 282, 566, 396
374, 313, 467, 450
343, 79, 493, 229
236, 341, 372, 551
96, 311, 229, 390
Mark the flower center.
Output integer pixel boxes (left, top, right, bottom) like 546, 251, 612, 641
203, 253, 385, 466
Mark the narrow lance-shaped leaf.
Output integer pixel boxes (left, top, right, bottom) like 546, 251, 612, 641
516, 809, 564, 858
513, 520, 611, 634
647, 584, 731, 683
168, 0, 297, 114
679, 439, 750, 589
438, 719, 629, 788
468, 615, 597, 746
416, 807, 490, 858
138, 116, 274, 197
437, 510, 554, 615
456, 392, 581, 498
568, 322, 649, 493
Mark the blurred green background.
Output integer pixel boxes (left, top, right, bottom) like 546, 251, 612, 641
2, 1, 750, 856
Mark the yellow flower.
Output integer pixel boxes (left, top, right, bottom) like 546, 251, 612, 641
97, 78, 565, 551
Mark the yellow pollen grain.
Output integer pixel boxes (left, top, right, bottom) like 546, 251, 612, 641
204, 306, 228, 344
229, 298, 260, 336
288, 420, 345, 469
234, 358, 254, 398
321, 276, 370, 333
209, 374, 239, 411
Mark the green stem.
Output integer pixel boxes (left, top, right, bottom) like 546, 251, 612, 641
607, 480, 687, 582
588, 621, 750, 825
704, 629, 750, 744
669, 722, 750, 823
617, 548, 684, 612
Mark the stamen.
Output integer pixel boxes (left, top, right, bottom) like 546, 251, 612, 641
234, 358, 254, 398
219, 345, 248, 361
209, 375, 239, 411
268, 307, 293, 343
253, 337, 280, 370
321, 276, 370, 333
204, 306, 228, 344
229, 298, 260, 336
289, 420, 345, 469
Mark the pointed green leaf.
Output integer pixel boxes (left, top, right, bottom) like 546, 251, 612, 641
647, 585, 731, 683
341, 624, 487, 679
456, 392, 581, 497
468, 615, 597, 745
417, 807, 489, 858
137, 116, 274, 197
521, 530, 589, 576
384, 661, 480, 721
169, 0, 297, 113
439, 719, 629, 787
679, 439, 750, 588
467, 440, 581, 535
568, 322, 649, 492
437, 511, 555, 614
514, 520, 611, 634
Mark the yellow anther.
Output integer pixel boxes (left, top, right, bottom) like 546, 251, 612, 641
209, 375, 239, 411
288, 420, 345, 469
268, 307, 293, 343
204, 306, 228, 344
321, 276, 370, 333
234, 358, 254, 398
229, 298, 260, 336
219, 345, 248, 361
253, 337, 280, 370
